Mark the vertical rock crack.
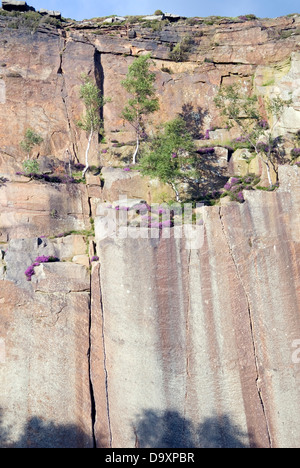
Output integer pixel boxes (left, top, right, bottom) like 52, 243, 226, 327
218, 206, 272, 448
98, 263, 113, 447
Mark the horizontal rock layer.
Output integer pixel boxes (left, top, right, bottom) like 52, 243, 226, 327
0, 15, 300, 171
0, 7, 300, 448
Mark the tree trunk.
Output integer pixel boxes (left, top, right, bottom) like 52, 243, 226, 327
132, 134, 139, 165
82, 129, 93, 178
263, 158, 273, 187
171, 182, 181, 203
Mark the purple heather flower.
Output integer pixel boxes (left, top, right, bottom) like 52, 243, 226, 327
102, 149, 108, 153
205, 129, 210, 139
161, 220, 173, 228
115, 206, 120, 211
291, 148, 300, 158
237, 192, 244, 202
25, 256, 59, 281
123, 167, 131, 172
230, 177, 240, 185
158, 208, 167, 215
91, 256, 99, 262
224, 182, 232, 191
258, 119, 269, 128
149, 221, 160, 229
135, 203, 150, 213
171, 153, 177, 158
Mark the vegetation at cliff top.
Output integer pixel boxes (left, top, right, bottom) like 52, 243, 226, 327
0, 9, 63, 29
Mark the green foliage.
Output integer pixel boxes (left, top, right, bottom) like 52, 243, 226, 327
77, 74, 107, 133
169, 36, 193, 62
20, 129, 43, 156
214, 83, 260, 131
139, 117, 197, 199
121, 54, 159, 163
22, 159, 40, 175
2, 10, 61, 31
77, 74, 110, 177
122, 54, 159, 126
214, 83, 292, 184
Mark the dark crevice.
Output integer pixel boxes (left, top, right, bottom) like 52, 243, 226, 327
88, 273, 97, 448
94, 48, 104, 143
57, 36, 78, 161
98, 263, 113, 447
218, 206, 272, 448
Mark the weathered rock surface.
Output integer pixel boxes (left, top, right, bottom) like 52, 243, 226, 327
0, 178, 91, 241
2, 1, 30, 12
91, 166, 300, 448
0, 9, 300, 448
0, 15, 300, 172
0, 266, 93, 447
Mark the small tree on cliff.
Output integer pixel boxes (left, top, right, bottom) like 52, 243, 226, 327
139, 117, 197, 201
20, 129, 43, 174
77, 74, 109, 178
121, 54, 160, 165
214, 84, 292, 185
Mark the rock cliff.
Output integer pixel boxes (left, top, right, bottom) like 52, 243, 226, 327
0, 9, 300, 448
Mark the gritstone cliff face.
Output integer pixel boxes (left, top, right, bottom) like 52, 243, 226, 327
0, 10, 300, 448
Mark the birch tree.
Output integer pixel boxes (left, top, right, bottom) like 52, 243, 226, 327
121, 54, 159, 165
139, 117, 197, 202
214, 84, 291, 186
77, 74, 108, 178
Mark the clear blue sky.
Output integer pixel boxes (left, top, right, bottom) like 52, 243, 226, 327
29, 0, 300, 21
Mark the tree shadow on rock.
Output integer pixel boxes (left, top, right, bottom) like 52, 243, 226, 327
135, 409, 254, 449
196, 414, 251, 448
178, 103, 209, 140
0, 409, 93, 449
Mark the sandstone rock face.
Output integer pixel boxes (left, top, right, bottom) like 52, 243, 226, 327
0, 16, 300, 173
92, 166, 300, 448
0, 260, 93, 448
101, 167, 174, 204
0, 177, 91, 241
1, 11, 300, 448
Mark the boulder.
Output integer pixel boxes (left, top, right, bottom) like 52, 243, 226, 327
164, 13, 184, 21
32, 262, 90, 293
2, 1, 29, 12
142, 15, 164, 21
103, 16, 125, 24
229, 148, 257, 176
38, 9, 61, 19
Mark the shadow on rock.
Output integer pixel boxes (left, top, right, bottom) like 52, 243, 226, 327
134, 409, 259, 448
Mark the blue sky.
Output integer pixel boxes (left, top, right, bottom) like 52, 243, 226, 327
29, 0, 300, 21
